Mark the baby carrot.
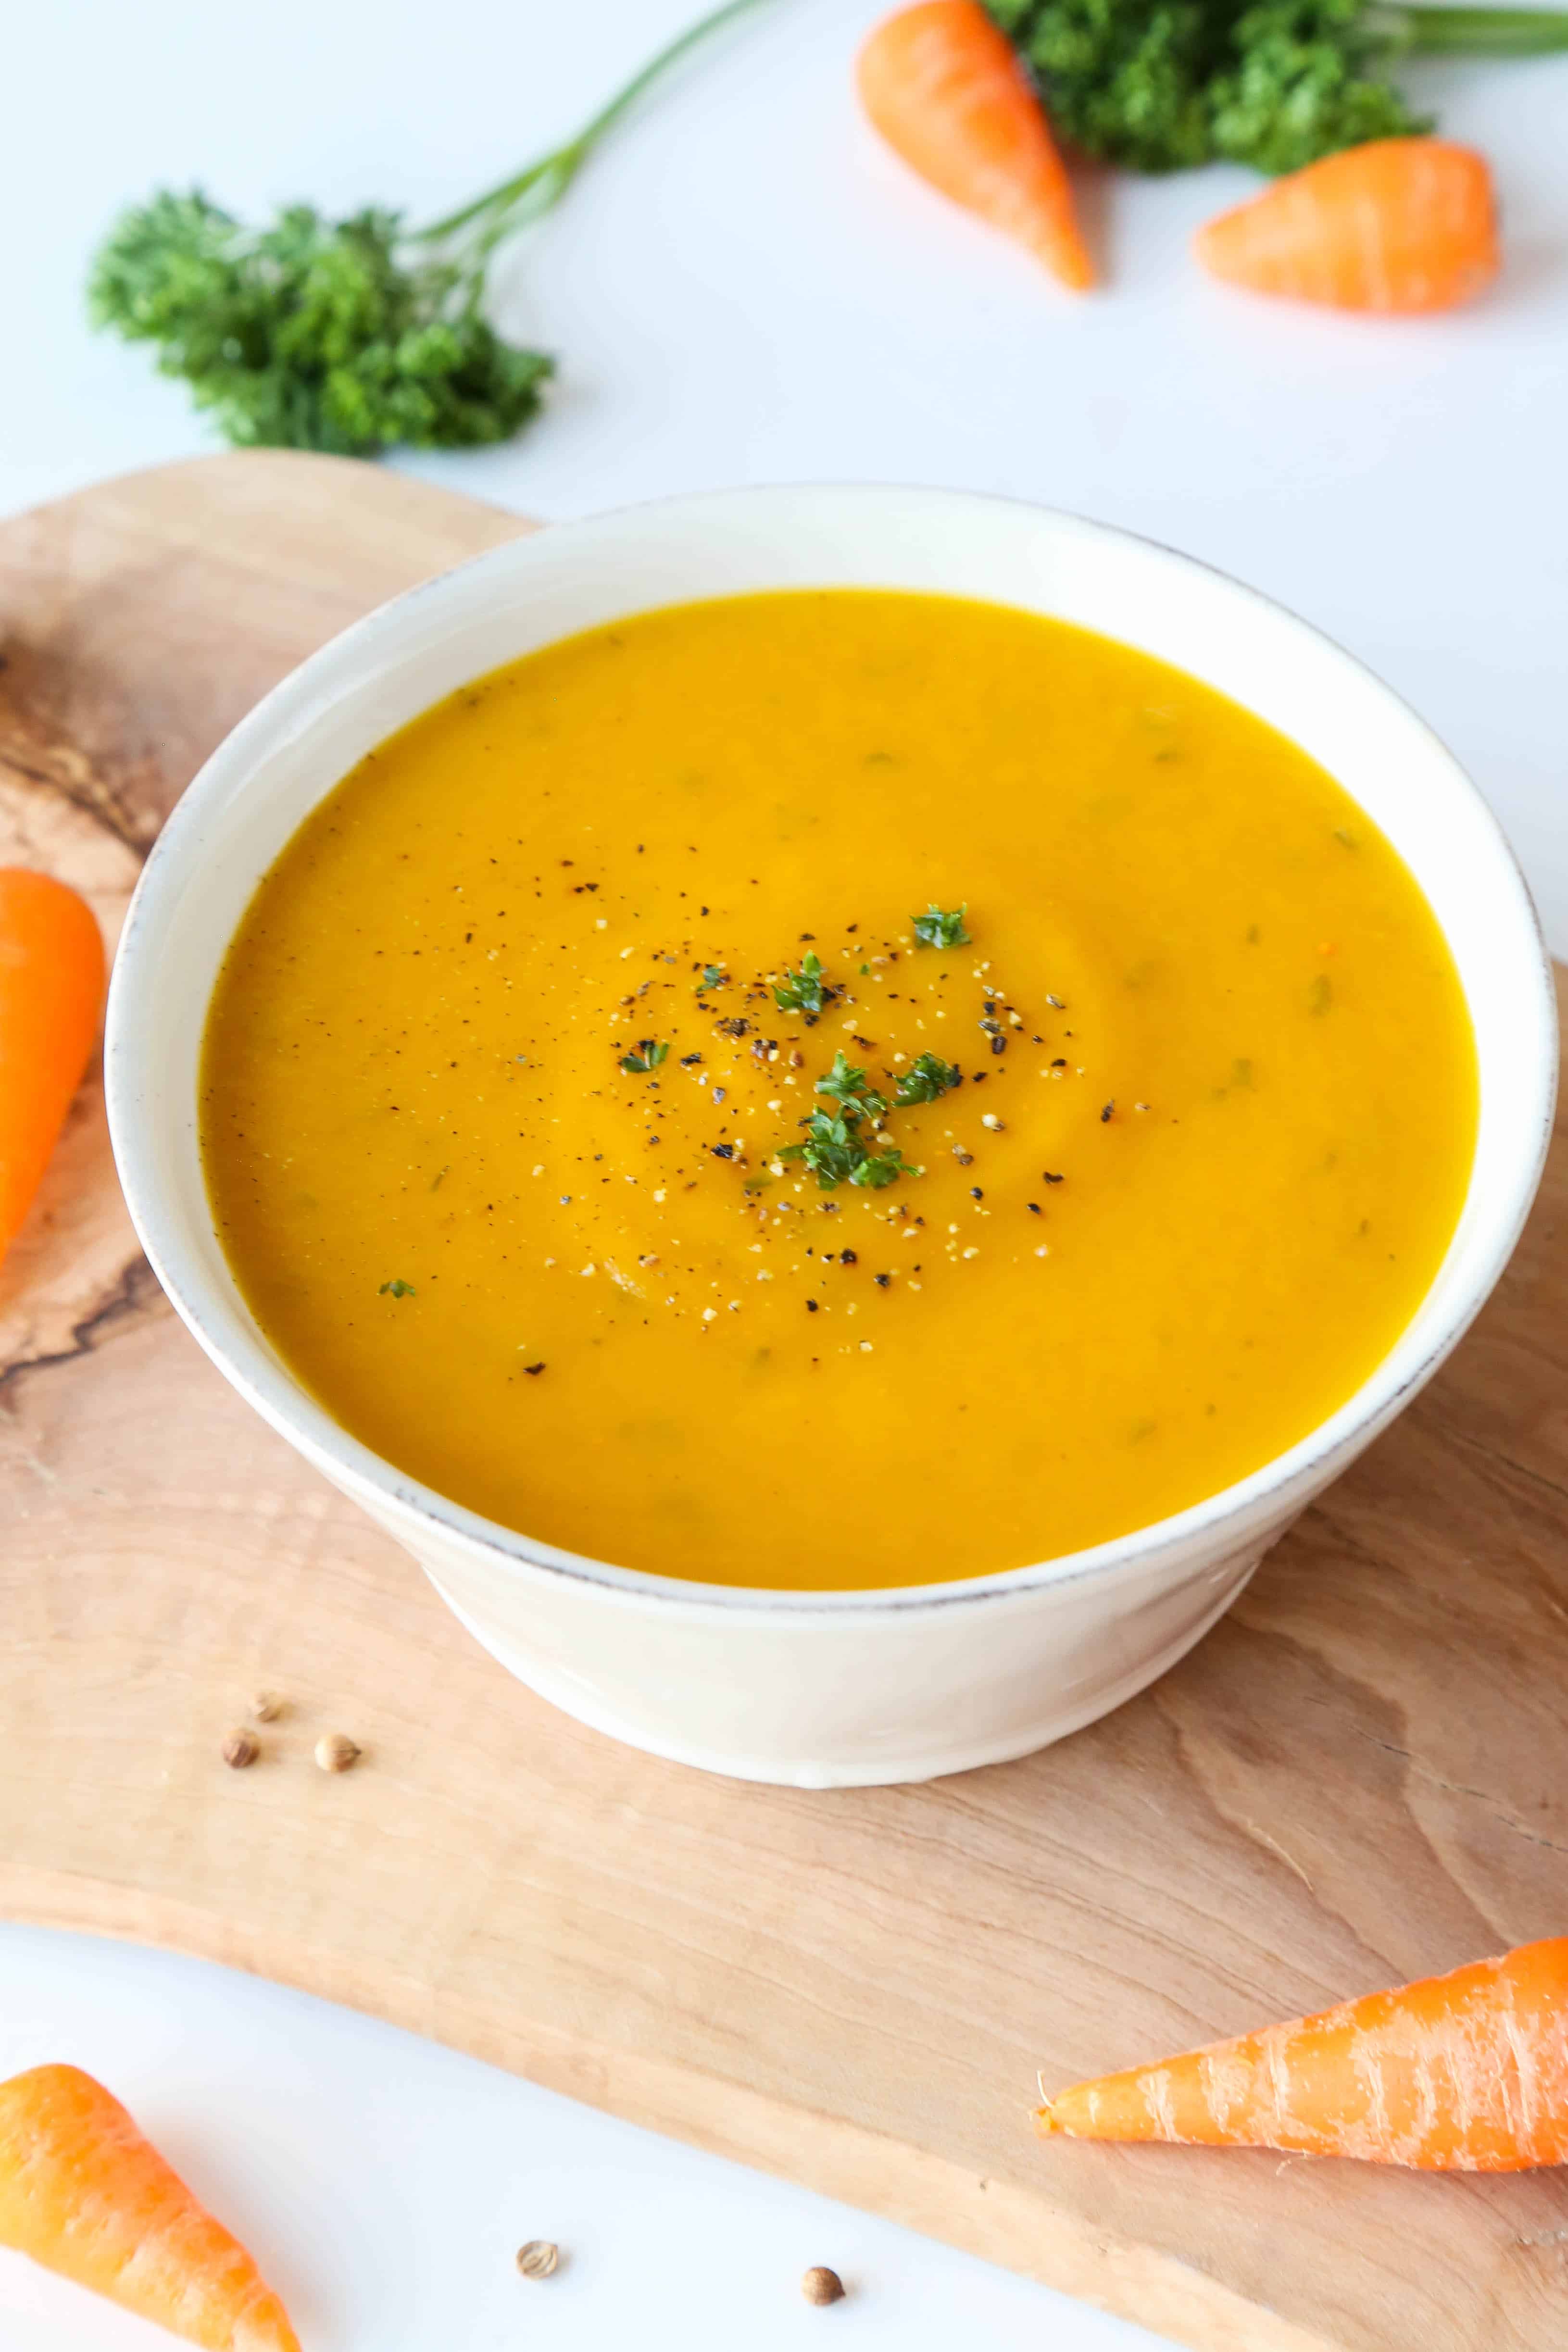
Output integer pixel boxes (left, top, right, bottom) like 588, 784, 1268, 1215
0, 2064, 301, 2349
1194, 138, 1499, 315
1038, 1936, 1568, 2169
0, 867, 104, 1266
857, 0, 1093, 291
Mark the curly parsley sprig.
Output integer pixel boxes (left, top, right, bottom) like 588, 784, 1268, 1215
88, 0, 767, 456
773, 950, 829, 1019
895, 1052, 961, 1106
913, 904, 970, 950
815, 1050, 888, 1121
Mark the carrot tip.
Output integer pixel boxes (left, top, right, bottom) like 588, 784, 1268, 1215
1044, 250, 1095, 293
858, 1, 1091, 296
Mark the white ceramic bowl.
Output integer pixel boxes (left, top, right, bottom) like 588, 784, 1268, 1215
106, 487, 1557, 1788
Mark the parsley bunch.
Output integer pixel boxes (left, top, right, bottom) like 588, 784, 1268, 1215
88, 0, 762, 456
986, 0, 1568, 176
88, 196, 553, 456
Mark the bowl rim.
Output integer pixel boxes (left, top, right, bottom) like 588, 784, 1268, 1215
105, 480, 1560, 1622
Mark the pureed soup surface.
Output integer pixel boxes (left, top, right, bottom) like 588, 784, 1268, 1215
202, 590, 1477, 1590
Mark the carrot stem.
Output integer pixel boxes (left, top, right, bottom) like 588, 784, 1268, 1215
1393, 3, 1568, 52
414, 0, 768, 254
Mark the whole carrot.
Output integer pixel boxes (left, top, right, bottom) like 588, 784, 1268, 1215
858, 0, 1093, 290
0, 2064, 301, 2349
1194, 138, 1499, 314
0, 867, 104, 1266
1038, 1936, 1568, 2169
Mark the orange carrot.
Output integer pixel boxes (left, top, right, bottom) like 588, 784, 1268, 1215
1038, 1937, 1568, 2170
0, 2065, 301, 2349
857, 0, 1092, 291
1194, 138, 1499, 315
0, 867, 104, 1266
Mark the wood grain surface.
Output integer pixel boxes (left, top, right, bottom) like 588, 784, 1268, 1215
2, 451, 1566, 2352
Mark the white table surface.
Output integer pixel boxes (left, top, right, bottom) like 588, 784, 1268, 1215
3, 2, 1566, 2345
0, 1927, 1163, 2352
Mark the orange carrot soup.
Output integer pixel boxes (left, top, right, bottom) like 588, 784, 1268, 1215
200, 590, 1477, 1589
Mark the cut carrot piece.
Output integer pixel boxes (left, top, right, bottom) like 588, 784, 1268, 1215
857, 0, 1093, 290
1038, 1937, 1568, 2169
0, 2064, 301, 2349
0, 867, 105, 1266
1194, 138, 1499, 315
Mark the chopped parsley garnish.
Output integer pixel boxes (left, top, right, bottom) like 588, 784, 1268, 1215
378, 1278, 415, 1298
778, 1110, 862, 1189
850, 1145, 918, 1190
779, 1111, 919, 1191
815, 1050, 887, 1121
894, 1051, 960, 1106
779, 1046, 921, 1188
619, 1038, 670, 1074
913, 902, 970, 949
772, 950, 827, 1017
697, 963, 726, 990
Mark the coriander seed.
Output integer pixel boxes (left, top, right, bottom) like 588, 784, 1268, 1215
802, 2265, 845, 2306
314, 1732, 361, 1774
516, 2239, 560, 2280
252, 1691, 285, 1723
222, 1730, 259, 1770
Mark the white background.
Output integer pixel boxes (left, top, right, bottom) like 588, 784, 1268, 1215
2, 1, 1565, 2343
0, 1927, 1159, 2351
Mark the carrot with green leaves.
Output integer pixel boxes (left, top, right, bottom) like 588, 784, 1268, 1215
0, 868, 104, 1267
1194, 138, 1499, 314
0, 2064, 301, 2347
1038, 1935, 1568, 2169
858, 0, 1093, 290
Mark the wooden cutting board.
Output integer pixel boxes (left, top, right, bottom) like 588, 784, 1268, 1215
3, 452, 1567, 2352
